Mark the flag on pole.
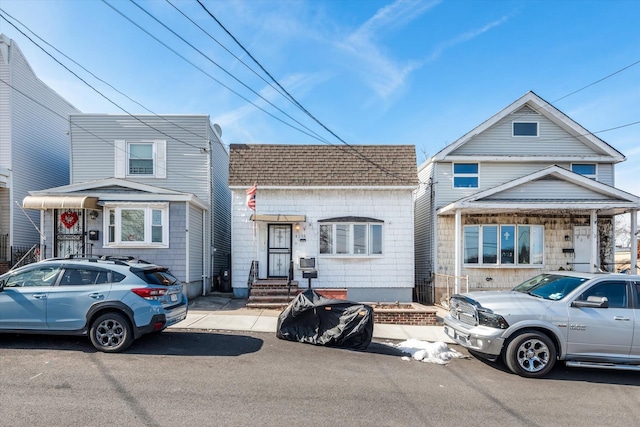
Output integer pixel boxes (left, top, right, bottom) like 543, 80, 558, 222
246, 183, 257, 210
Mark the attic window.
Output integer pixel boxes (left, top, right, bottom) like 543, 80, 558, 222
513, 121, 538, 137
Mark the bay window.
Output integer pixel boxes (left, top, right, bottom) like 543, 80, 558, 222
104, 203, 168, 247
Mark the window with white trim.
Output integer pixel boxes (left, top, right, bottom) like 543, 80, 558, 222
513, 121, 538, 137
453, 163, 479, 188
571, 163, 597, 179
104, 204, 168, 247
319, 220, 383, 256
114, 140, 166, 179
464, 224, 543, 266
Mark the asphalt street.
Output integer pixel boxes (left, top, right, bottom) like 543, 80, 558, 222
1, 329, 640, 427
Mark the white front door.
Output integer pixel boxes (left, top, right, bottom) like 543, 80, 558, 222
573, 226, 592, 273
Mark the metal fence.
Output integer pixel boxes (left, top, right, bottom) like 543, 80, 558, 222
0, 234, 8, 262
10, 244, 40, 270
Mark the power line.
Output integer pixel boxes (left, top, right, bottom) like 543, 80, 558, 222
0, 7, 218, 145
104, 0, 333, 145
194, 0, 411, 183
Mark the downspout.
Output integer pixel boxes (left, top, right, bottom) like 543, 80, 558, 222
185, 203, 190, 286
631, 210, 638, 275
202, 209, 207, 296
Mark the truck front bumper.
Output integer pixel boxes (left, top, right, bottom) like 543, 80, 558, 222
443, 315, 506, 358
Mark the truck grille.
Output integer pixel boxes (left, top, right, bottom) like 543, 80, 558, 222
449, 297, 477, 326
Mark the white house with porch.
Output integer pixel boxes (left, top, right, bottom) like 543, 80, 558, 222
415, 91, 640, 304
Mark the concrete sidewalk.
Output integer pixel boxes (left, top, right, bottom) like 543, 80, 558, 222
169, 295, 453, 343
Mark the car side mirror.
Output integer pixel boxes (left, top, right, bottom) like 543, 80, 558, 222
571, 296, 609, 308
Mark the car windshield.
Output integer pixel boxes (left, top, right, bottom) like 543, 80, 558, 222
513, 273, 588, 300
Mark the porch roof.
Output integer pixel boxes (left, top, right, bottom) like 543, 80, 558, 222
250, 214, 306, 222
22, 195, 100, 210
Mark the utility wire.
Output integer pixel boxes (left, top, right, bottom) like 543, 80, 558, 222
0, 10, 213, 153
194, 0, 410, 183
0, 7, 219, 146
114, 0, 333, 145
0, 77, 213, 185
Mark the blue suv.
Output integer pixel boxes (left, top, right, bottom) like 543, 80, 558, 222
0, 257, 188, 352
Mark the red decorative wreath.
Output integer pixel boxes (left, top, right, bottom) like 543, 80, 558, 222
60, 211, 79, 229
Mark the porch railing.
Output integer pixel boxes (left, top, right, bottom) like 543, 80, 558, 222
10, 244, 40, 271
0, 234, 8, 262
247, 260, 258, 296
434, 273, 469, 309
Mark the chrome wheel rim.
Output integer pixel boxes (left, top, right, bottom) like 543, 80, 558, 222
516, 338, 550, 373
95, 318, 126, 349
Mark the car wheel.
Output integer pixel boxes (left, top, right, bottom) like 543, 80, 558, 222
89, 313, 133, 353
504, 331, 556, 378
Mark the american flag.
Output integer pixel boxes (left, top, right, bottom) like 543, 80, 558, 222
246, 183, 257, 210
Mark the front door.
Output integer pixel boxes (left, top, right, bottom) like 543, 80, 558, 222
267, 224, 291, 278
573, 226, 592, 273
55, 209, 85, 257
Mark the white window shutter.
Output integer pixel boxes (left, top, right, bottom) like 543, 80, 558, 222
156, 140, 167, 178
114, 140, 126, 178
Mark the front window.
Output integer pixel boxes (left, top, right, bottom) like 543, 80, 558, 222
104, 204, 168, 247
464, 224, 544, 266
320, 222, 383, 256
513, 121, 538, 137
453, 163, 478, 188
128, 143, 154, 175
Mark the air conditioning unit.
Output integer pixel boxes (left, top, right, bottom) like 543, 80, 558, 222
299, 257, 316, 270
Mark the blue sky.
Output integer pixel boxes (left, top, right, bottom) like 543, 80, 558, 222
1, 0, 638, 194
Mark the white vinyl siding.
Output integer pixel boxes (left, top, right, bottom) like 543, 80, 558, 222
450, 111, 607, 157
434, 161, 616, 207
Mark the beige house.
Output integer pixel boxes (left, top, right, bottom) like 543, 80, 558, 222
415, 91, 640, 304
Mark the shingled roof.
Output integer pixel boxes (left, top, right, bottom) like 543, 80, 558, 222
228, 144, 418, 187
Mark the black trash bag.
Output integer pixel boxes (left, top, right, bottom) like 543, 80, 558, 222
276, 290, 374, 350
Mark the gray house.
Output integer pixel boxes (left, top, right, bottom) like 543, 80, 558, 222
415, 91, 640, 304
23, 114, 231, 298
0, 34, 79, 272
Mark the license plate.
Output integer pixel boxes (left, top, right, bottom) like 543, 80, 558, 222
170, 293, 178, 302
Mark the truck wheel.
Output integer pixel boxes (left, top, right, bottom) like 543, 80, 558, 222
504, 331, 556, 378
89, 313, 133, 353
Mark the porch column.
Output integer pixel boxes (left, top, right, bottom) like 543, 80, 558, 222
454, 210, 461, 294
631, 210, 638, 275
590, 210, 598, 273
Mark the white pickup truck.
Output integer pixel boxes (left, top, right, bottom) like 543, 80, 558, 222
444, 272, 640, 377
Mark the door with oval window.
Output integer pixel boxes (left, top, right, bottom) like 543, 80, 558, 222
55, 209, 85, 257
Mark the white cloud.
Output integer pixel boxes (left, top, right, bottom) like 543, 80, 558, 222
337, 0, 440, 99
428, 15, 510, 62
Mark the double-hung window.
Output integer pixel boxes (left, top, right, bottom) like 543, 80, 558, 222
104, 203, 168, 247
464, 224, 543, 266
453, 163, 479, 188
114, 140, 166, 179
319, 218, 383, 256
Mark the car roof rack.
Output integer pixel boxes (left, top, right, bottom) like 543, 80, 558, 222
52, 255, 154, 266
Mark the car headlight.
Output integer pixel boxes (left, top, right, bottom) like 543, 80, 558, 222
477, 308, 509, 329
